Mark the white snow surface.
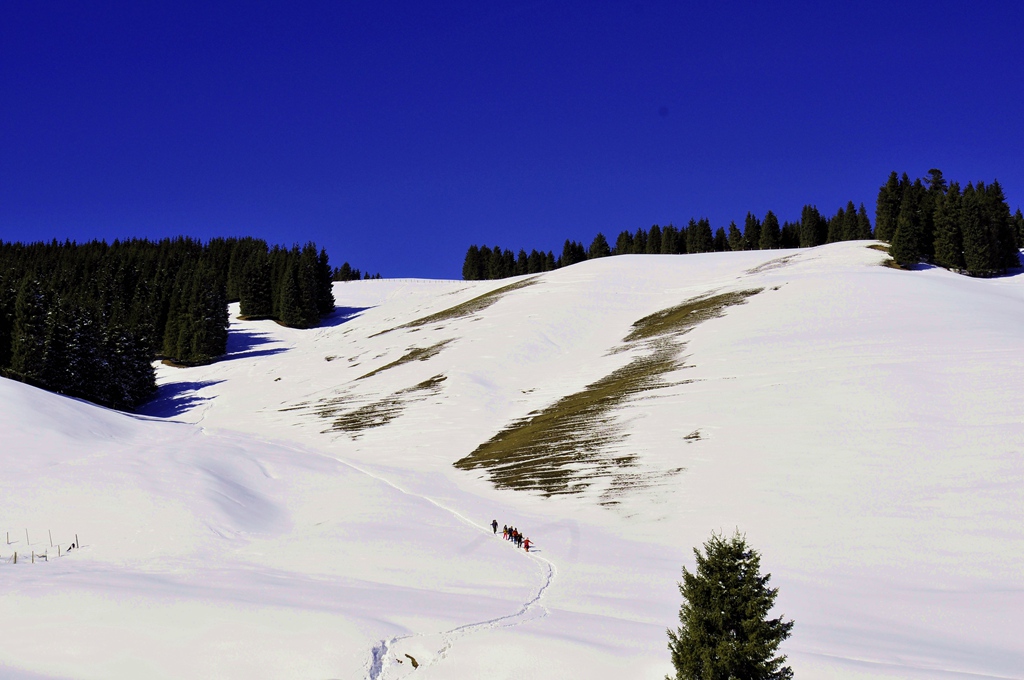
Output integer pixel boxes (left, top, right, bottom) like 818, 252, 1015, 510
3, 242, 1023, 679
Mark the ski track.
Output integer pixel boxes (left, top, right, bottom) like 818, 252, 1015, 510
190, 427, 555, 680
367, 553, 555, 680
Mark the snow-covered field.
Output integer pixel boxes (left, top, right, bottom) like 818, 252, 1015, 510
3, 241, 1023, 679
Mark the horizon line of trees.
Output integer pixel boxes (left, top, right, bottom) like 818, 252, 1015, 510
875, 169, 1023, 274
332, 262, 382, 281
462, 199, 872, 280
0, 237, 341, 410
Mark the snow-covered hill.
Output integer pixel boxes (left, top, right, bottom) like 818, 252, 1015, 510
3, 241, 1023, 679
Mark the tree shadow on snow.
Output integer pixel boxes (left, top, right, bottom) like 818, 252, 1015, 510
318, 306, 372, 328
137, 379, 225, 418
221, 328, 288, 361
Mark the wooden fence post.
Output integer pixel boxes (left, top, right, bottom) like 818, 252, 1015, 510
49, 530, 53, 547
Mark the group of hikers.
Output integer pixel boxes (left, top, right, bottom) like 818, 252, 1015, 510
491, 519, 531, 552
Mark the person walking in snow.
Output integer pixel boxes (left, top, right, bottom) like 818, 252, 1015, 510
491, 519, 498, 534
503, 525, 509, 540
523, 537, 531, 553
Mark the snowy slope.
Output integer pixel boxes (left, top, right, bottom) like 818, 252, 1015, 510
3, 241, 1023, 679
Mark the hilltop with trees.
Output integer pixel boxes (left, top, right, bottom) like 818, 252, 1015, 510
462, 170, 1023, 281
876, 169, 1023, 274
0, 237, 343, 410
461, 199, 872, 280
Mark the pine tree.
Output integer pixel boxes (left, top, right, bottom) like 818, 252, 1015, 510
780, 221, 800, 249
0, 274, 15, 369
933, 183, 965, 270
239, 252, 274, 318
516, 249, 529, 275
826, 207, 844, 243
744, 212, 762, 250
462, 245, 482, 280
727, 221, 744, 251
857, 203, 873, 239
661, 225, 678, 254
11, 278, 48, 379
983, 180, 1020, 270
633, 227, 648, 254
759, 211, 780, 250
688, 219, 713, 253
667, 531, 794, 680
799, 205, 822, 248
315, 247, 335, 316
842, 201, 860, 241
713, 227, 728, 251
647, 225, 663, 254
961, 183, 992, 274
890, 180, 925, 267
528, 249, 545, 273
589, 233, 611, 259
875, 171, 901, 242
615, 231, 633, 255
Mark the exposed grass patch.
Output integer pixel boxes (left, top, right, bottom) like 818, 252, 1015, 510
866, 243, 890, 252
372, 277, 538, 337
357, 339, 453, 380
307, 375, 447, 436
455, 289, 761, 497
746, 255, 797, 275
625, 289, 762, 343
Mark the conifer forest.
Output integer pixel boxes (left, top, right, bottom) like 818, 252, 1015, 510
462, 169, 1024, 280
0, 238, 337, 410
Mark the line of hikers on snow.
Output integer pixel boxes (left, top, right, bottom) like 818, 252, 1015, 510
491, 519, 531, 552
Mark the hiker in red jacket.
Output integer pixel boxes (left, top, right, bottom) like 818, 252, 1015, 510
523, 537, 531, 552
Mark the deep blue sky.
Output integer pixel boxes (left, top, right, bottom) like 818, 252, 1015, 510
3, 2, 1022, 278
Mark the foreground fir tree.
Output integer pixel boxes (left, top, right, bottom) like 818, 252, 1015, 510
667, 531, 794, 680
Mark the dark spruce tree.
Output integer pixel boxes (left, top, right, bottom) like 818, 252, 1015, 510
727, 221, 745, 251
744, 212, 762, 250
759, 211, 781, 250
960, 183, 992, 275
239, 251, 274, 318
667, 531, 794, 680
11, 278, 48, 380
714, 226, 729, 251
933, 183, 965, 270
779, 221, 800, 249
614, 230, 634, 255
890, 180, 926, 267
689, 219, 714, 254
799, 205, 823, 248
647, 225, 663, 254
588, 233, 612, 259
842, 201, 861, 241
875, 171, 902, 242
982, 180, 1021, 271
661, 225, 679, 254
857, 203, 873, 239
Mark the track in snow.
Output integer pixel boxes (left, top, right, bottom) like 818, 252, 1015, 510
367, 547, 555, 680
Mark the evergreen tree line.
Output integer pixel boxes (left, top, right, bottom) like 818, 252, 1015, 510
875, 169, 1024, 273
462, 201, 872, 280
0, 237, 337, 410
331, 262, 383, 281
